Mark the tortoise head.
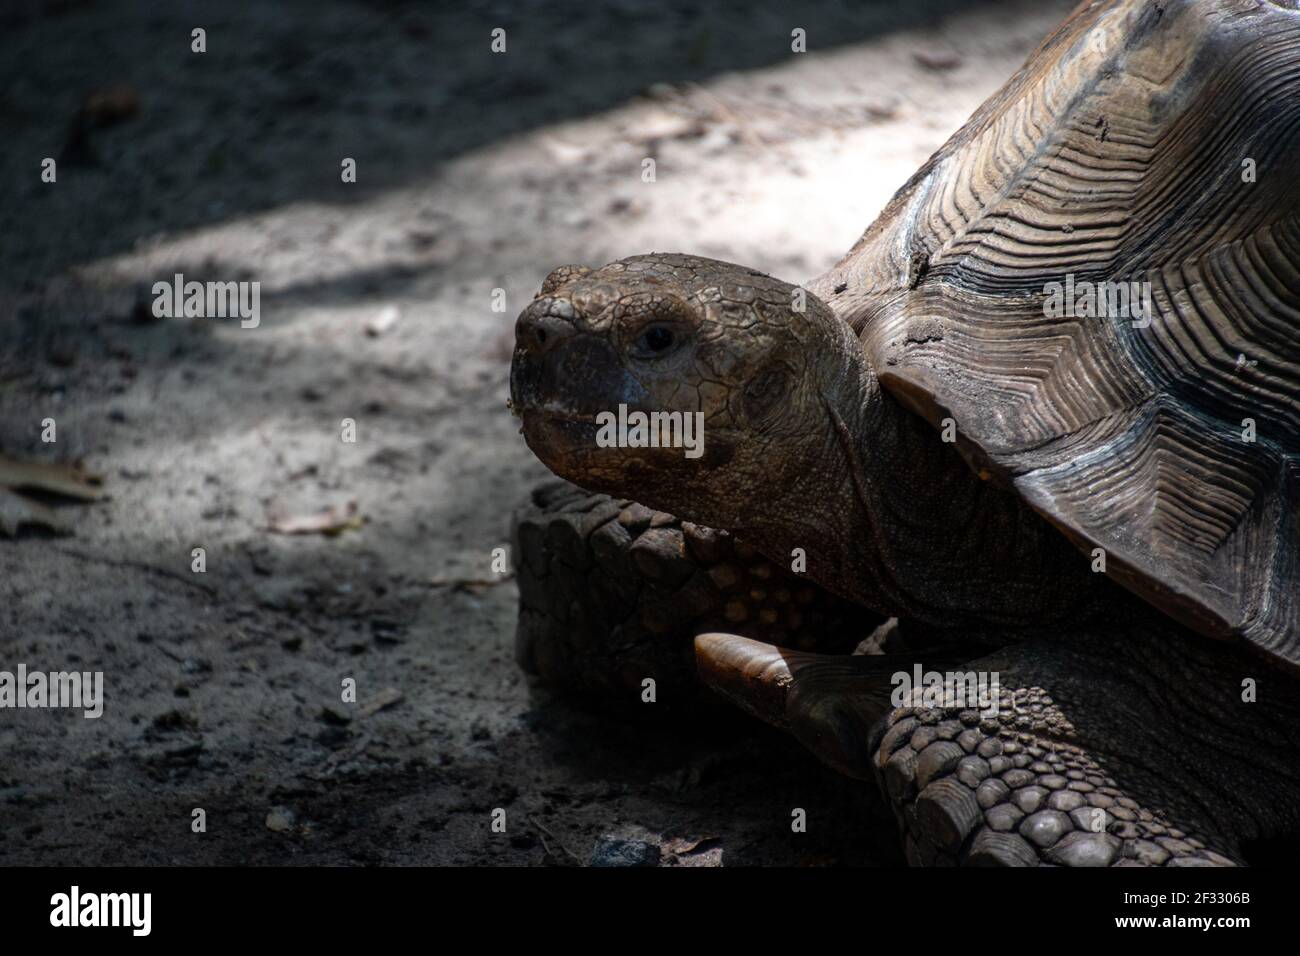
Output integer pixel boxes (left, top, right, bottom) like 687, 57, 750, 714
509, 253, 862, 530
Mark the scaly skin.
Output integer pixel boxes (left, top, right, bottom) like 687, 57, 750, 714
700, 595, 1300, 866
873, 610, 1300, 867
511, 479, 882, 706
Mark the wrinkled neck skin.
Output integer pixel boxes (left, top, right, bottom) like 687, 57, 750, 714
738, 344, 1106, 633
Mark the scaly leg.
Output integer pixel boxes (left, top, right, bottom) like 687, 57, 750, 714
697, 606, 1300, 865
511, 480, 883, 706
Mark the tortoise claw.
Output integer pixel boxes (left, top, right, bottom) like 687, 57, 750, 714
693, 633, 799, 730
694, 633, 915, 780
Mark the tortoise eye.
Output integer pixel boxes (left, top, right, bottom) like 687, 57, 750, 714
633, 325, 679, 357
642, 326, 674, 351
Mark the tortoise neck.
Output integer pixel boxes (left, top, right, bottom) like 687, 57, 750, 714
750, 354, 1106, 629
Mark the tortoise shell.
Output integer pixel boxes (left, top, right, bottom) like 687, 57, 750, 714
825, 0, 1300, 664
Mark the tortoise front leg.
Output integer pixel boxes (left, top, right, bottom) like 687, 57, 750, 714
511, 480, 884, 707
871, 638, 1244, 867
698, 610, 1300, 866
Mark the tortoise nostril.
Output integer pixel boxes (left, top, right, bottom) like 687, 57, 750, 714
517, 307, 575, 356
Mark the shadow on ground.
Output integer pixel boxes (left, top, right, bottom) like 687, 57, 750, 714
0, 0, 1074, 865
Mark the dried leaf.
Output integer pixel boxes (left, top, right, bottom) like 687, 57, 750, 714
913, 48, 963, 71
428, 576, 512, 593
81, 85, 141, 126
627, 109, 705, 145
0, 488, 72, 537
661, 835, 720, 855
267, 500, 364, 536
661, 836, 724, 867
0, 454, 103, 501
539, 135, 591, 166
359, 687, 403, 718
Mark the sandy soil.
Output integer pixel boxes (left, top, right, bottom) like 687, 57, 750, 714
0, 0, 1075, 865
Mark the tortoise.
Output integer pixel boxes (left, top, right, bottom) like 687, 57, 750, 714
507, 0, 1300, 866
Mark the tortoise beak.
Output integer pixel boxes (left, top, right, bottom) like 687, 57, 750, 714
512, 297, 624, 412
510, 299, 649, 475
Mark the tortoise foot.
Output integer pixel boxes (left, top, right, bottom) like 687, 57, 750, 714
511, 480, 881, 708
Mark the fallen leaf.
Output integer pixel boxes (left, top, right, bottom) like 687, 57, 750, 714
428, 576, 513, 594
627, 109, 705, 145
0, 454, 103, 501
913, 48, 963, 71
661, 836, 724, 867
81, 85, 141, 126
661, 835, 720, 855
0, 488, 72, 537
267, 500, 364, 536
540, 135, 591, 166
359, 687, 403, 718
607, 196, 646, 217
319, 703, 353, 726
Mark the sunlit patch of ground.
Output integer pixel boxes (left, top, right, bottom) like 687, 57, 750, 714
0, 0, 1072, 865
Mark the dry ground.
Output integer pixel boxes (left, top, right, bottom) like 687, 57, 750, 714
0, 0, 1074, 865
